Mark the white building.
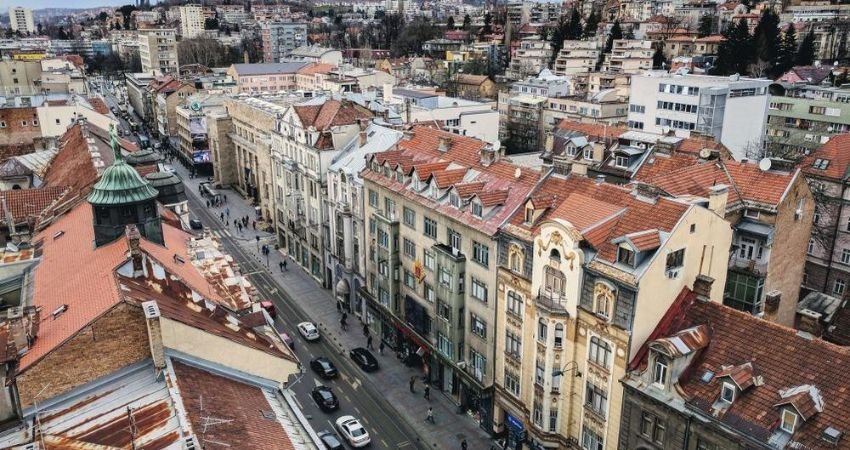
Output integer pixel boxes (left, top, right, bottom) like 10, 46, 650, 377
511, 69, 572, 98
388, 87, 500, 145
9, 7, 35, 35
137, 28, 178, 75
285, 45, 343, 66
506, 39, 553, 80
627, 72, 771, 159
179, 5, 205, 38
553, 40, 600, 76
602, 40, 654, 74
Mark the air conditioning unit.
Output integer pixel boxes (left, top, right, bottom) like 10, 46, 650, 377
665, 268, 681, 279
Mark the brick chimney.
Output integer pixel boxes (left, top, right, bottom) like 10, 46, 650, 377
141, 300, 166, 371
708, 184, 728, 217
438, 135, 452, 152
126, 224, 144, 278
693, 274, 715, 301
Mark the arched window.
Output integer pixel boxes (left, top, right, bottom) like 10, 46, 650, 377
550, 248, 561, 262
537, 318, 548, 342
554, 323, 564, 348
509, 244, 524, 273
544, 265, 565, 295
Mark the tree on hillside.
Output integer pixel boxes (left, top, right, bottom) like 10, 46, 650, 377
796, 29, 816, 66
775, 25, 797, 75
482, 13, 492, 35
713, 19, 752, 74
463, 14, 471, 30
652, 46, 667, 69
604, 20, 622, 53
205, 18, 219, 30
698, 15, 713, 37
566, 8, 582, 40
447, 16, 455, 29
583, 10, 599, 39
752, 9, 780, 75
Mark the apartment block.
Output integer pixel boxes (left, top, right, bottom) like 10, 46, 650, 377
601, 40, 654, 74
137, 28, 178, 75
9, 7, 35, 35
766, 84, 850, 158
179, 4, 205, 39
261, 22, 308, 63
553, 40, 601, 76
506, 39, 553, 81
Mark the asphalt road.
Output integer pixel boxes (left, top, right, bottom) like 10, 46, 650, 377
182, 181, 428, 450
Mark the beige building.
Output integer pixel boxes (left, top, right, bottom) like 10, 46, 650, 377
601, 40, 654, 74
361, 126, 541, 432
506, 39, 553, 81
175, 94, 225, 174
542, 92, 628, 128
492, 175, 732, 450
137, 28, 179, 75
179, 4, 205, 38
552, 40, 601, 76
9, 7, 35, 35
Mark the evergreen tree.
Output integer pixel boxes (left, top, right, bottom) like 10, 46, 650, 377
566, 8, 583, 40
482, 13, 492, 35
652, 46, 667, 69
463, 14, 471, 30
604, 20, 622, 53
583, 10, 599, 39
775, 25, 797, 75
752, 9, 780, 72
713, 19, 752, 74
698, 15, 713, 37
796, 29, 816, 66
447, 16, 455, 29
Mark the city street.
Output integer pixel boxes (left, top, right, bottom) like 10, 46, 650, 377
173, 163, 493, 450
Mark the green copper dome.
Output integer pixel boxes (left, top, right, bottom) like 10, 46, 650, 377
87, 160, 160, 205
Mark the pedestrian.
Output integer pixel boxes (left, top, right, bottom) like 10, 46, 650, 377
424, 384, 430, 400
409, 376, 416, 393
252, 221, 256, 230
282, 259, 287, 271
367, 335, 373, 350
220, 212, 224, 222
238, 223, 243, 232
206, 200, 210, 208
340, 317, 347, 331
226, 207, 230, 218
224, 194, 228, 204
426, 407, 434, 424
461, 439, 467, 450
363, 324, 369, 336
336, 302, 342, 312
379, 341, 385, 355
279, 261, 284, 272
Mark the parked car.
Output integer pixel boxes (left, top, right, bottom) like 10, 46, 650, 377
273, 322, 294, 350
349, 347, 379, 372
189, 219, 203, 230
310, 357, 338, 379
297, 322, 320, 341
311, 385, 339, 412
260, 300, 277, 319
335, 415, 370, 447
316, 430, 344, 450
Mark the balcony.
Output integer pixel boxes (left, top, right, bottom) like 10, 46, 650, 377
535, 287, 569, 314
729, 254, 769, 276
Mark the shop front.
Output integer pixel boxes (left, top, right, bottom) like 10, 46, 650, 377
504, 411, 527, 450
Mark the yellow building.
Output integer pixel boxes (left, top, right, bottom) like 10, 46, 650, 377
493, 175, 732, 449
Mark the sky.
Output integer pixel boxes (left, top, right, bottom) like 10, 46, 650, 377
3, 1, 147, 11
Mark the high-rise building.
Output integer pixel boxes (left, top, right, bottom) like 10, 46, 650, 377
179, 4, 205, 39
261, 22, 308, 63
137, 28, 178, 75
9, 7, 35, 35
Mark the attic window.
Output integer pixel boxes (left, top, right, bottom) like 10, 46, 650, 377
720, 382, 736, 404
524, 205, 534, 224
449, 192, 460, 208
617, 247, 635, 267
652, 354, 669, 387
813, 158, 830, 170
780, 409, 798, 434
615, 155, 629, 168
472, 202, 483, 218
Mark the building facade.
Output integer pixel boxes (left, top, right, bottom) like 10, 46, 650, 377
766, 84, 850, 159
261, 22, 309, 63
179, 5, 205, 38
9, 7, 35, 35
137, 28, 179, 75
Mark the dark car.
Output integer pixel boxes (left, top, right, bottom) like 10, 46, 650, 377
189, 219, 203, 230
311, 385, 339, 412
317, 430, 344, 450
349, 347, 379, 372
310, 357, 338, 379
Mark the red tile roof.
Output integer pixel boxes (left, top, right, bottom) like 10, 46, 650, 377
42, 124, 99, 199
801, 134, 850, 181
86, 97, 110, 115
297, 63, 335, 75
172, 361, 297, 450
628, 229, 662, 251
631, 289, 850, 448
0, 187, 70, 226
557, 120, 627, 142
293, 99, 372, 131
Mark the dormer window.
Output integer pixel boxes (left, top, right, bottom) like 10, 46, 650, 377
449, 192, 460, 208
583, 147, 593, 160
430, 183, 439, 199
721, 382, 736, 404
780, 409, 798, 433
652, 354, 669, 387
617, 246, 635, 267
472, 201, 483, 218
525, 204, 534, 224
615, 155, 629, 168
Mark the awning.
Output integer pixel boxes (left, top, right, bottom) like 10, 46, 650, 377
735, 220, 775, 243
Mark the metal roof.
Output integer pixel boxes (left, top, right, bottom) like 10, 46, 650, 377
231, 62, 310, 76
87, 160, 159, 205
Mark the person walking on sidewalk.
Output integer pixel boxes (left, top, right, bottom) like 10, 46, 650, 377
426, 407, 434, 424
379, 341, 385, 355
409, 376, 416, 393
282, 259, 287, 271
220, 212, 224, 222
367, 335, 374, 350
226, 207, 230, 218
461, 439, 468, 450
279, 261, 284, 272
424, 384, 430, 400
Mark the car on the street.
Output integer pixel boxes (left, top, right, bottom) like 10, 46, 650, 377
311, 385, 339, 412
260, 300, 277, 319
297, 321, 320, 341
349, 347, 379, 372
310, 357, 338, 379
335, 415, 370, 447
316, 430, 344, 450
189, 219, 203, 230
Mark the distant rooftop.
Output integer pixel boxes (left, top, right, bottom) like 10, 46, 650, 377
230, 62, 310, 76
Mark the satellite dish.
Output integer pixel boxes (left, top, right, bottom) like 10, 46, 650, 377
758, 158, 772, 172
699, 148, 712, 159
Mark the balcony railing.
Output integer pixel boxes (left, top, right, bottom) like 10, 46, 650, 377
729, 254, 769, 276
535, 287, 569, 314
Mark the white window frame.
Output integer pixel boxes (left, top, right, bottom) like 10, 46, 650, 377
720, 382, 735, 403
780, 409, 797, 433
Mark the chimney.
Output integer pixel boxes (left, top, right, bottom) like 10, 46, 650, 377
359, 130, 368, 146
480, 143, 500, 166
126, 225, 144, 278
141, 301, 166, 371
403, 130, 414, 140
764, 290, 781, 314
708, 184, 728, 216
438, 135, 452, 152
796, 307, 824, 336
634, 182, 660, 202
693, 274, 714, 301
383, 83, 393, 101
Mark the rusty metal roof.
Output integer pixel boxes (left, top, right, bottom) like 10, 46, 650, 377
652, 324, 710, 358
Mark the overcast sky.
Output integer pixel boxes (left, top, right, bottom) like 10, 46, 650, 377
4, 1, 146, 11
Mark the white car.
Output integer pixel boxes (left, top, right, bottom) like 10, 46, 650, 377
335, 415, 370, 447
297, 322, 320, 341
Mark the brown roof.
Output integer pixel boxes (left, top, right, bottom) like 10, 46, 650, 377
0, 187, 70, 226
627, 229, 662, 251
632, 288, 850, 448
297, 63, 335, 75
557, 120, 627, 143
457, 74, 490, 86
293, 100, 373, 132
87, 97, 110, 115
42, 124, 100, 199
172, 361, 297, 450
801, 134, 850, 181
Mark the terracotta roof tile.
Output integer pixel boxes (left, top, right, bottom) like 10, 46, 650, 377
455, 181, 486, 197
628, 229, 662, 251
0, 187, 69, 225
431, 168, 468, 188
296, 63, 335, 75
802, 134, 850, 181
86, 97, 110, 115
42, 124, 99, 199
557, 120, 627, 142
476, 189, 509, 207
294, 100, 372, 131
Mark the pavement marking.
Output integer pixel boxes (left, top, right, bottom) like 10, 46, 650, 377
381, 439, 388, 448
222, 229, 232, 237
354, 406, 361, 415
350, 377, 361, 390
397, 441, 412, 448
314, 378, 323, 387
344, 394, 351, 403
292, 395, 303, 411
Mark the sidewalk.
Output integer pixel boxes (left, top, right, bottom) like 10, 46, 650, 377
174, 165, 492, 449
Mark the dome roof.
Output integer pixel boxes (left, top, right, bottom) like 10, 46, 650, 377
145, 171, 182, 188
125, 149, 163, 167
87, 160, 160, 205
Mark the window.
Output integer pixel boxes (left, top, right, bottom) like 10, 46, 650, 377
812, 158, 830, 170
549, 408, 558, 433
404, 269, 416, 288
438, 333, 452, 358
617, 246, 635, 266
554, 323, 564, 348
535, 360, 545, 385
470, 314, 487, 338
424, 283, 435, 302
842, 248, 850, 264
384, 197, 396, 218
724, 271, 766, 315
524, 205, 534, 224
581, 426, 604, 450
810, 106, 827, 115
368, 189, 378, 207
505, 331, 521, 358
585, 382, 608, 418
402, 238, 416, 258
504, 370, 520, 396
471, 350, 486, 381
448, 228, 462, 252
403, 207, 416, 227
533, 400, 543, 427
808, 238, 815, 255
20, 121, 27, 127
744, 209, 760, 219
780, 409, 798, 433
437, 300, 451, 321
640, 412, 666, 445
720, 382, 736, 403
424, 217, 437, 238
507, 291, 523, 318
0, 121, 5, 128
509, 246, 523, 272
377, 229, 389, 248
537, 318, 548, 342
32, 119, 38, 127
544, 265, 565, 294
629, 104, 645, 113
653, 354, 669, 386
834, 278, 846, 296
472, 241, 489, 267
471, 278, 488, 303
589, 336, 611, 369
438, 266, 452, 287
449, 192, 460, 208
471, 202, 483, 218
424, 250, 435, 271
615, 155, 629, 167
666, 248, 685, 270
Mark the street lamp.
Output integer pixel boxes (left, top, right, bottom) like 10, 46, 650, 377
553, 361, 582, 378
